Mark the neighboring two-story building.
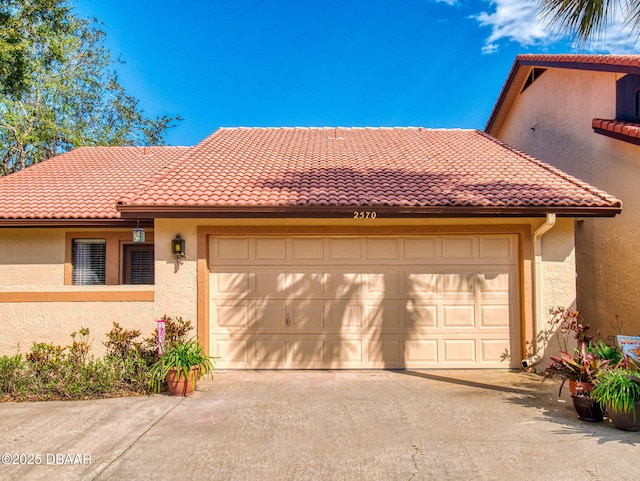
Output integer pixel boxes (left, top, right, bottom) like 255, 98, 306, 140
486, 54, 640, 343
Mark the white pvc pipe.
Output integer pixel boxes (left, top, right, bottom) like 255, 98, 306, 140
521, 213, 557, 368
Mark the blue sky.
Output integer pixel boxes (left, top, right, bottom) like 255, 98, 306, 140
73, 0, 638, 147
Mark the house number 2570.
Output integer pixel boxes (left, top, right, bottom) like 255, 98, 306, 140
353, 211, 377, 219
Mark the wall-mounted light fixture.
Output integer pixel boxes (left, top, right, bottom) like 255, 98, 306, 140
171, 234, 186, 257
172, 234, 186, 270
132, 221, 146, 244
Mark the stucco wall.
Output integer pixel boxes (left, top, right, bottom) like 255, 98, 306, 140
496, 67, 640, 341
0, 229, 66, 286
0, 295, 154, 354
0, 228, 155, 355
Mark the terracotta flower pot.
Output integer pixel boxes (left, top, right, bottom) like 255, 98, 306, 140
568, 380, 593, 395
165, 366, 199, 397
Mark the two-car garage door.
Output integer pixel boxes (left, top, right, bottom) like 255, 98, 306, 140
209, 234, 520, 369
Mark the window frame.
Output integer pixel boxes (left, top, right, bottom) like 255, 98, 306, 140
122, 243, 155, 285
65, 231, 155, 286
616, 74, 640, 122
72, 238, 107, 285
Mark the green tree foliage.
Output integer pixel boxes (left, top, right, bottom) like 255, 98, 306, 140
0, 0, 180, 175
539, 0, 639, 45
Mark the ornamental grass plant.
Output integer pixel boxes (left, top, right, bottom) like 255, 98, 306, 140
591, 366, 640, 419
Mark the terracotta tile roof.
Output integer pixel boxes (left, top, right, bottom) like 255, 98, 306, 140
486, 54, 640, 136
516, 54, 640, 70
592, 118, 640, 143
0, 128, 621, 222
118, 127, 620, 214
0, 146, 191, 221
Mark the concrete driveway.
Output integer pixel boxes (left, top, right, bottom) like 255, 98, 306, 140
0, 369, 638, 481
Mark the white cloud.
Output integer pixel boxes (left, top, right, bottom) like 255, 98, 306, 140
470, 0, 639, 53
577, 15, 640, 53
473, 0, 556, 51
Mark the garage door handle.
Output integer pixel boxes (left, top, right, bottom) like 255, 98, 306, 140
286, 313, 291, 327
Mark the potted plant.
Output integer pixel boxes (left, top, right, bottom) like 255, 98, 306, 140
544, 347, 609, 422
591, 367, 640, 431
149, 338, 216, 396
544, 345, 605, 395
542, 307, 595, 393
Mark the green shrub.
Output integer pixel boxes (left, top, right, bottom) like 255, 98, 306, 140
103, 322, 142, 360
0, 354, 25, 394
1, 318, 199, 402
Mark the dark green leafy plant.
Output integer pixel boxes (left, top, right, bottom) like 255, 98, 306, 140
592, 368, 640, 418
148, 338, 216, 394
588, 340, 623, 365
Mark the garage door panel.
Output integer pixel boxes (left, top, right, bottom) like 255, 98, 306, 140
442, 236, 474, 260
212, 271, 251, 297
327, 303, 364, 329
329, 238, 362, 261
214, 338, 249, 367
407, 272, 439, 295
288, 272, 330, 299
480, 339, 510, 363
479, 236, 514, 262
255, 238, 287, 260
443, 305, 476, 328
288, 339, 324, 366
406, 303, 438, 328
254, 271, 286, 296
329, 271, 363, 297
480, 305, 511, 327
405, 339, 439, 363
443, 339, 476, 363
291, 238, 324, 260
252, 304, 287, 330
366, 238, 400, 260
367, 339, 402, 363
442, 273, 476, 293
404, 237, 437, 260
290, 302, 325, 330
214, 238, 250, 261
325, 339, 363, 364
478, 271, 512, 293
362, 271, 403, 297
253, 339, 287, 365
366, 301, 403, 330
214, 302, 250, 329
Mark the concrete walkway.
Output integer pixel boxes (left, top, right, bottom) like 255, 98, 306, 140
0, 370, 638, 481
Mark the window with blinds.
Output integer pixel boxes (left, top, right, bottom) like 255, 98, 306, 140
72, 239, 106, 285
124, 244, 155, 285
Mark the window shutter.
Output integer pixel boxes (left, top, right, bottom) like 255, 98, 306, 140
124, 244, 155, 285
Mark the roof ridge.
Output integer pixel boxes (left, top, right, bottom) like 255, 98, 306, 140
478, 131, 622, 207
216, 126, 449, 131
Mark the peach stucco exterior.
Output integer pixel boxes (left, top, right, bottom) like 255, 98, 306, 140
492, 66, 640, 340
1, 217, 577, 367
